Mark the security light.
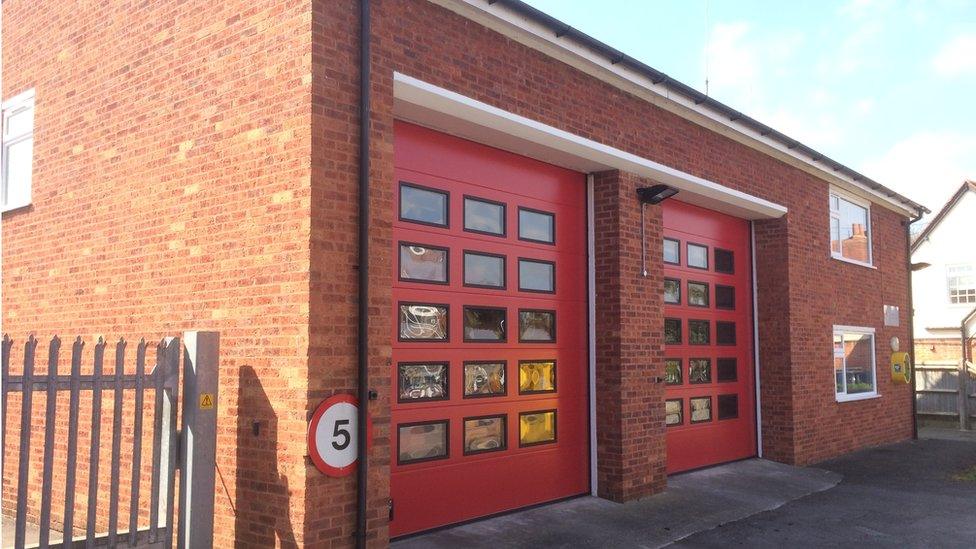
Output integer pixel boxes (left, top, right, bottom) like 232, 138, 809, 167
636, 184, 678, 204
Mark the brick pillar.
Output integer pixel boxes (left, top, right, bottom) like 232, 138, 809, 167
592, 170, 667, 502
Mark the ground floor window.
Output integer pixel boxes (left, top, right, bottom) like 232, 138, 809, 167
833, 326, 877, 401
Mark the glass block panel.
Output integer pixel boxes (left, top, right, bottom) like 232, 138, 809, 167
400, 183, 448, 226
464, 416, 506, 455
690, 397, 712, 423
399, 303, 448, 341
519, 208, 555, 244
717, 358, 737, 382
718, 394, 738, 420
519, 259, 555, 292
687, 243, 708, 269
463, 307, 507, 341
398, 362, 448, 402
665, 358, 682, 385
688, 281, 709, 307
464, 252, 505, 288
398, 421, 448, 464
464, 361, 506, 397
663, 238, 680, 264
715, 285, 735, 310
519, 410, 556, 446
717, 321, 736, 345
689, 358, 711, 384
715, 248, 734, 274
399, 243, 448, 283
519, 360, 556, 393
519, 310, 555, 342
464, 197, 505, 235
665, 318, 682, 345
688, 320, 710, 345
665, 399, 683, 426
664, 278, 681, 304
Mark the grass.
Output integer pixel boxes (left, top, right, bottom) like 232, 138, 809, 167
951, 465, 976, 482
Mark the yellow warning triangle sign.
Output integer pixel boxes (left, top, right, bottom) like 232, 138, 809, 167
199, 393, 214, 410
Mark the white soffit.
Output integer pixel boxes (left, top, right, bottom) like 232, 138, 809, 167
394, 72, 787, 220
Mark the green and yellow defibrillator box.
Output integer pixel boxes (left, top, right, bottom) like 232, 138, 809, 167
890, 351, 911, 384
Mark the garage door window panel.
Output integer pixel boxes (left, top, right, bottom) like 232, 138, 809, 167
463, 306, 507, 342
664, 278, 681, 305
688, 320, 710, 345
519, 410, 557, 446
400, 182, 449, 227
718, 394, 739, 420
664, 238, 681, 265
665, 358, 682, 385
399, 242, 449, 284
666, 399, 684, 426
834, 326, 877, 401
463, 361, 507, 398
399, 303, 449, 341
519, 258, 555, 293
687, 243, 709, 270
519, 360, 556, 394
717, 358, 737, 382
689, 358, 711, 384
398, 362, 449, 403
463, 251, 506, 289
714, 248, 734, 274
518, 207, 555, 244
519, 309, 556, 342
716, 321, 736, 345
687, 281, 709, 307
464, 196, 506, 236
715, 285, 735, 310
690, 397, 712, 423
398, 420, 449, 465
464, 415, 507, 456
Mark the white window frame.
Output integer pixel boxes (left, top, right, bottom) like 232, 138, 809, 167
946, 263, 976, 305
833, 325, 879, 402
2, 88, 35, 212
829, 188, 874, 268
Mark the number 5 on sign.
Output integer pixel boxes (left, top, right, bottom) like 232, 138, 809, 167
308, 394, 373, 477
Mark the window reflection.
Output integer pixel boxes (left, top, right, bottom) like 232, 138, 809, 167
463, 307, 507, 341
399, 244, 448, 283
399, 304, 448, 340
400, 183, 447, 226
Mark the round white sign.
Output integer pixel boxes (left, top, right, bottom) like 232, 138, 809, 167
308, 394, 370, 477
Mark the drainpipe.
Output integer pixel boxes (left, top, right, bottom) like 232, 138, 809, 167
960, 307, 976, 431
906, 210, 922, 439
356, 0, 371, 547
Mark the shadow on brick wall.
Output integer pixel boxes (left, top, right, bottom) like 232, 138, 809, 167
234, 365, 297, 547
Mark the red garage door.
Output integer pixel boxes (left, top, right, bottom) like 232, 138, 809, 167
662, 201, 756, 473
390, 122, 589, 536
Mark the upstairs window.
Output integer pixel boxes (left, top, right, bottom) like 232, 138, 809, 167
829, 190, 872, 266
947, 263, 976, 305
2, 89, 35, 212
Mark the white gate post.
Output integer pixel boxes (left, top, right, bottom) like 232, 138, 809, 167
178, 331, 220, 548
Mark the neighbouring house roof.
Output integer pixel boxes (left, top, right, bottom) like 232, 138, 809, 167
450, 0, 929, 216
910, 180, 976, 253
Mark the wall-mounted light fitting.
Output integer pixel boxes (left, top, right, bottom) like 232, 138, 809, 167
636, 184, 679, 205
637, 184, 679, 277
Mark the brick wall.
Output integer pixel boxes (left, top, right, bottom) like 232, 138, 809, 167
592, 170, 667, 501
2, 0, 314, 546
915, 338, 973, 364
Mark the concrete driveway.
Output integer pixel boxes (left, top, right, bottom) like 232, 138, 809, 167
395, 433, 976, 548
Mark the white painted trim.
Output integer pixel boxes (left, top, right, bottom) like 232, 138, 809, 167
393, 72, 787, 221
834, 325, 876, 334
830, 254, 878, 270
586, 173, 598, 496
750, 222, 763, 458
2, 88, 35, 213
429, 0, 919, 217
835, 392, 882, 403
829, 186, 874, 267
1, 88, 35, 112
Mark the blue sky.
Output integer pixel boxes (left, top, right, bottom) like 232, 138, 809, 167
522, 0, 976, 214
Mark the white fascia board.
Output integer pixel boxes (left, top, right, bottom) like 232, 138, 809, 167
428, 0, 916, 217
394, 72, 787, 220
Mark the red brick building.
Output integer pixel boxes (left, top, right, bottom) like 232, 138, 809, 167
2, 0, 927, 546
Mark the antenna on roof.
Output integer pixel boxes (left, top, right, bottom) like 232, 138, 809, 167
704, 0, 710, 96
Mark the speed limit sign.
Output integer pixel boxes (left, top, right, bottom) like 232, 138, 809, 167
308, 394, 372, 477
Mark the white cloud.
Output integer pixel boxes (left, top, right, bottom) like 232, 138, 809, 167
860, 131, 976, 212
932, 34, 976, 76
853, 98, 876, 116
838, 0, 895, 20
705, 22, 759, 103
